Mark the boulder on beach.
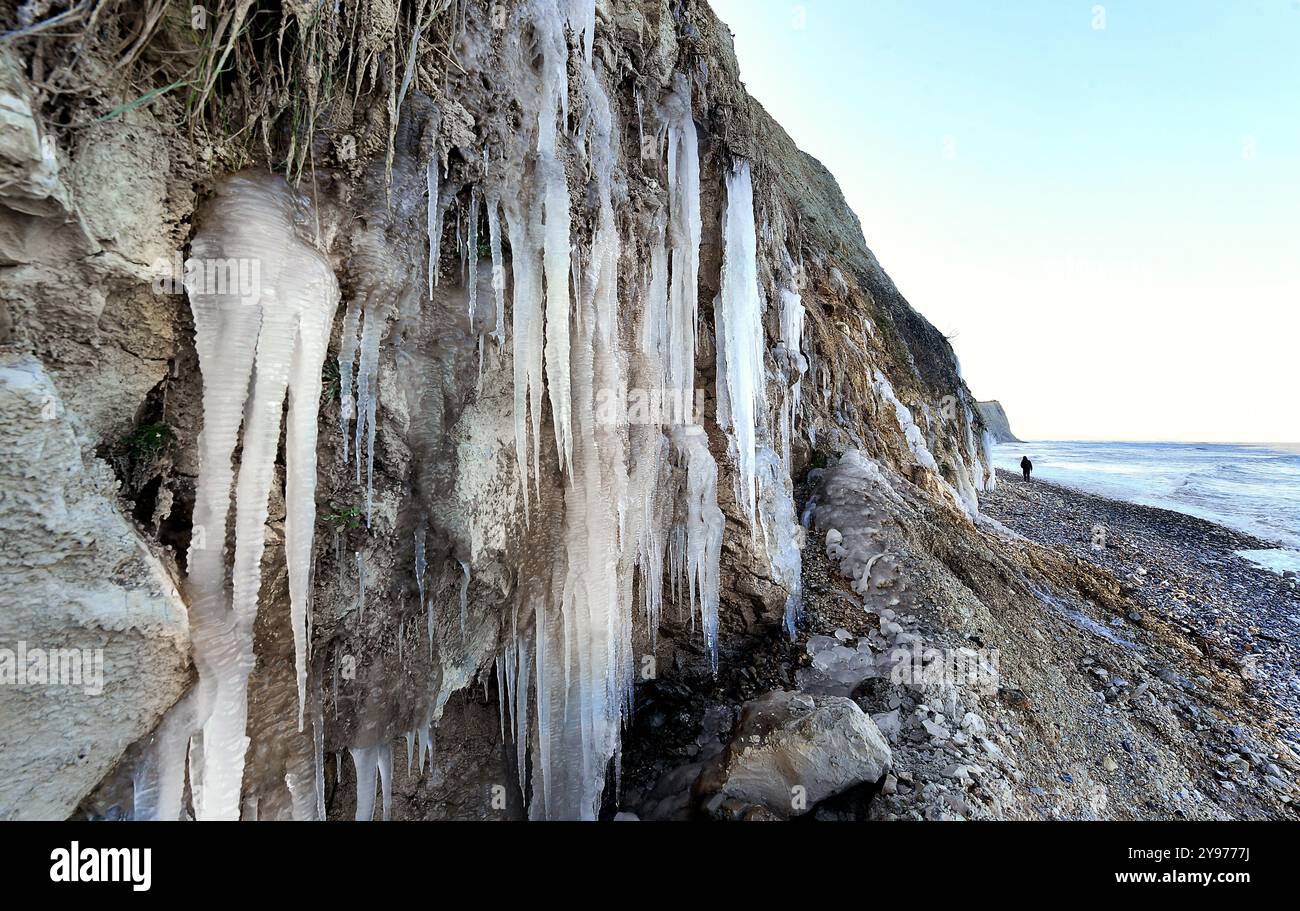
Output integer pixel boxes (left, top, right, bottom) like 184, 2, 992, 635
695, 690, 892, 819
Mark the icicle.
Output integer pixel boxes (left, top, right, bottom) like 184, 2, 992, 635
414, 526, 428, 612
502, 198, 543, 514
350, 745, 377, 821
777, 268, 806, 471
662, 74, 702, 396
131, 691, 196, 821
531, 59, 632, 820
537, 2, 573, 477
486, 193, 506, 345
337, 299, 362, 462
427, 158, 441, 294
458, 559, 471, 636
981, 428, 998, 491
494, 657, 508, 743
568, 0, 596, 62
514, 631, 532, 798
354, 306, 381, 524
757, 446, 804, 639
349, 741, 394, 822
185, 171, 340, 820
356, 551, 366, 621
417, 723, 434, 774
671, 428, 724, 670
716, 160, 766, 533
313, 676, 326, 822
467, 187, 481, 327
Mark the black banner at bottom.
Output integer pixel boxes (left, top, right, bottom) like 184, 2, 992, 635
0, 821, 1282, 897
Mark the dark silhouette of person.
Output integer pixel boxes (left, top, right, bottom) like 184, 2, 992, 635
1020, 456, 1033, 482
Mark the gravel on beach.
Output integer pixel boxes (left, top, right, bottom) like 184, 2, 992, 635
981, 468, 1300, 756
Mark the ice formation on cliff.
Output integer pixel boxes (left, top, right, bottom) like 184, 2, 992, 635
872, 369, 939, 474
980, 429, 998, 491
662, 75, 702, 396
757, 446, 804, 638
482, 4, 729, 818
185, 172, 339, 820
717, 160, 767, 532
539, 0, 573, 478
776, 277, 807, 471
166, 0, 836, 824
350, 743, 393, 821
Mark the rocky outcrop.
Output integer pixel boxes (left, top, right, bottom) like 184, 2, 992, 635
977, 400, 1021, 443
0, 356, 190, 820
696, 689, 891, 819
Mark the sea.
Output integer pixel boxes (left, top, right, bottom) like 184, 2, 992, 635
989, 441, 1300, 575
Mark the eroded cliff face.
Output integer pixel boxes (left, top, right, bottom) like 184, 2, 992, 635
3, 0, 1293, 822
976, 400, 1021, 444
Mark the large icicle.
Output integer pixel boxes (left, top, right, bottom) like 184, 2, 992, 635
502, 198, 545, 512
537, 1, 574, 477
757, 446, 804, 638
716, 160, 767, 532
350, 743, 393, 821
486, 192, 506, 345
662, 75, 702, 396
467, 187, 481, 326
530, 56, 628, 821
185, 171, 340, 820
337, 299, 362, 461
492, 0, 726, 822
671, 428, 724, 669
427, 158, 441, 295
131, 691, 196, 821
776, 273, 807, 471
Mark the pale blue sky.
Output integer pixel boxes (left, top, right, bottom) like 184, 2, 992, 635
709, 0, 1300, 442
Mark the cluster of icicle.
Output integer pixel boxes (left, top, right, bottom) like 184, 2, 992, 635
135, 172, 339, 821
473, 1, 743, 820
385, 0, 802, 819
871, 368, 995, 521
161, 0, 810, 823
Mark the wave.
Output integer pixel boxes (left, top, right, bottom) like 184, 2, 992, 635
991, 441, 1300, 552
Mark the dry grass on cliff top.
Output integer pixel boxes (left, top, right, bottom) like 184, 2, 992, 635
2, 0, 466, 183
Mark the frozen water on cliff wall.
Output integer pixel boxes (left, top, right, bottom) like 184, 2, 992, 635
776, 278, 806, 471
717, 160, 767, 533
537, 0, 573, 477
185, 171, 339, 820
872, 369, 938, 473
662, 75, 702, 396
172, 1, 748, 823
758, 446, 804, 638
350, 743, 393, 821
427, 159, 439, 295
671, 427, 724, 669
530, 56, 629, 821
980, 429, 998, 491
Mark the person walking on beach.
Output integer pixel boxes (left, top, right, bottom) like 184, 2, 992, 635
1020, 455, 1033, 482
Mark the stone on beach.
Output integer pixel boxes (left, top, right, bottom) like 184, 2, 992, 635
696, 690, 891, 819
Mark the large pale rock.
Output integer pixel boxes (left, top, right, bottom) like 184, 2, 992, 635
699, 689, 891, 819
0, 356, 190, 819
0, 51, 71, 217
